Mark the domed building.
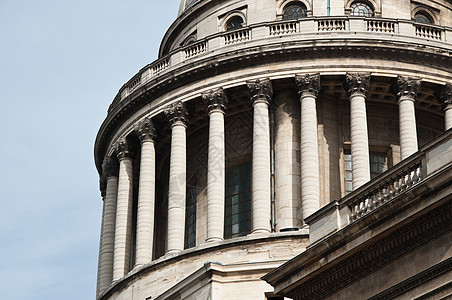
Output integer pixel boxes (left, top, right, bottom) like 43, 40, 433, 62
94, 0, 452, 299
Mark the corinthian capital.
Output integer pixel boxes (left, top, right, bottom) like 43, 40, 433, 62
436, 83, 452, 109
115, 136, 133, 160
295, 73, 321, 98
134, 117, 156, 143
247, 78, 273, 104
102, 156, 119, 178
344, 72, 371, 97
393, 75, 421, 100
164, 101, 189, 125
202, 88, 228, 113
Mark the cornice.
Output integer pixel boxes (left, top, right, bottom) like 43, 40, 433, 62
94, 40, 452, 173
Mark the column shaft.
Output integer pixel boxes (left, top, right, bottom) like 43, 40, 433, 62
445, 105, 452, 130
206, 110, 225, 241
113, 158, 133, 280
350, 94, 371, 188
300, 94, 320, 219
99, 177, 118, 289
252, 100, 271, 233
398, 97, 418, 160
135, 141, 156, 266
167, 122, 186, 253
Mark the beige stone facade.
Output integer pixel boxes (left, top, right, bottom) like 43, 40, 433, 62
95, 0, 452, 299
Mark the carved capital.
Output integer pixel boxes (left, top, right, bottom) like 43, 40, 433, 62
202, 88, 228, 113
115, 137, 133, 160
102, 156, 119, 178
295, 73, 321, 98
99, 176, 107, 198
436, 83, 452, 109
247, 78, 273, 104
164, 101, 189, 125
344, 72, 371, 97
134, 117, 156, 143
393, 75, 421, 100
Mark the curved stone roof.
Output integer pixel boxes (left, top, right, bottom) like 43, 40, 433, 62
178, 0, 205, 16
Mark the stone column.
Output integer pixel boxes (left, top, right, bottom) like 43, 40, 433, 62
164, 101, 188, 254
345, 73, 371, 189
296, 74, 321, 220
113, 137, 134, 281
394, 76, 421, 160
274, 89, 301, 231
247, 79, 272, 234
202, 88, 228, 242
134, 117, 156, 266
436, 83, 452, 131
98, 157, 119, 292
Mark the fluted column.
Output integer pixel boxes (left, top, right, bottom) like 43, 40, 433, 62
437, 83, 452, 130
98, 157, 119, 292
203, 88, 228, 242
134, 117, 156, 266
247, 79, 272, 234
394, 76, 421, 160
345, 73, 371, 189
296, 74, 321, 220
113, 137, 134, 280
164, 101, 188, 254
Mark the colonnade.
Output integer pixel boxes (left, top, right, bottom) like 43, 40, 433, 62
96, 75, 452, 294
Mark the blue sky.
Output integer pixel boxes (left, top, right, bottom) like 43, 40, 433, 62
0, 1, 179, 298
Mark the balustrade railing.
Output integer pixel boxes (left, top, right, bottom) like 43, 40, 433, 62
349, 160, 422, 222
317, 19, 347, 31
184, 40, 208, 58
152, 57, 170, 75
367, 19, 396, 33
415, 24, 443, 40
223, 28, 251, 45
128, 76, 141, 92
269, 21, 298, 35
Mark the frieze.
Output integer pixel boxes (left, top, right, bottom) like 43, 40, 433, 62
202, 88, 228, 113
134, 117, 156, 143
344, 72, 371, 97
247, 78, 273, 104
295, 74, 321, 98
164, 101, 189, 125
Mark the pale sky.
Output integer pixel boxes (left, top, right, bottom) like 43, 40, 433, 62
0, 1, 179, 298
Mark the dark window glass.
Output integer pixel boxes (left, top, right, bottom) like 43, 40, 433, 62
226, 16, 244, 31
350, 2, 374, 17
225, 162, 251, 239
283, 3, 307, 20
414, 12, 432, 24
184, 185, 197, 249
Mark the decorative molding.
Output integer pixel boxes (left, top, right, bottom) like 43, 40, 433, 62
247, 78, 273, 104
344, 72, 371, 97
134, 117, 156, 143
164, 101, 189, 125
435, 83, 452, 109
295, 73, 321, 98
115, 137, 133, 160
288, 202, 452, 300
202, 88, 228, 113
393, 75, 422, 100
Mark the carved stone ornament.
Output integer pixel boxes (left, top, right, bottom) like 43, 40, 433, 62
164, 101, 189, 125
202, 88, 228, 113
393, 75, 421, 99
102, 156, 119, 178
435, 83, 452, 109
247, 78, 273, 104
99, 176, 107, 198
115, 136, 133, 160
295, 73, 321, 98
344, 72, 371, 97
134, 117, 156, 143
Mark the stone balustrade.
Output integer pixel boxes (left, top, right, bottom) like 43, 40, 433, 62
110, 16, 452, 110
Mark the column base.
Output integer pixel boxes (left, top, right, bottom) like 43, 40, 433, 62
252, 228, 271, 235
206, 237, 223, 243
165, 249, 182, 256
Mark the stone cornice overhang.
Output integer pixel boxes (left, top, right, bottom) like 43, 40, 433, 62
94, 39, 452, 174
98, 231, 308, 300
261, 166, 452, 298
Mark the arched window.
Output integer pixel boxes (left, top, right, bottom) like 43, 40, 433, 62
226, 16, 244, 31
350, 2, 374, 17
283, 2, 307, 20
414, 12, 433, 24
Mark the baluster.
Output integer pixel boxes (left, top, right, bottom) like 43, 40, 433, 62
412, 166, 419, 183
394, 176, 400, 195
377, 189, 383, 205
400, 172, 407, 191
406, 169, 413, 187
388, 181, 395, 199
383, 186, 389, 202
